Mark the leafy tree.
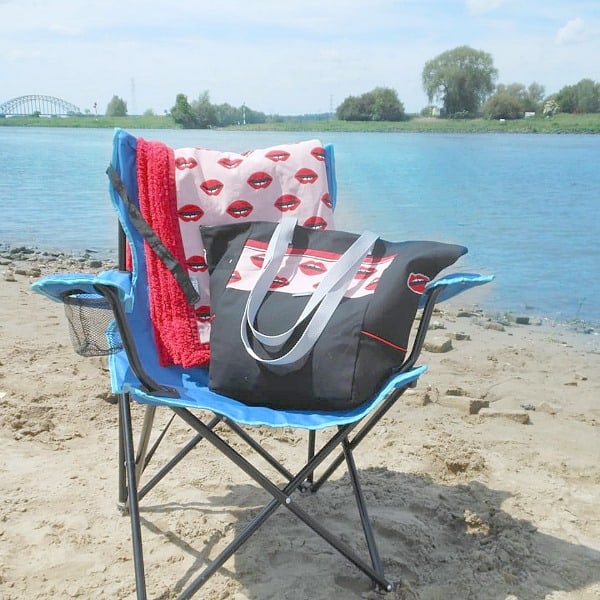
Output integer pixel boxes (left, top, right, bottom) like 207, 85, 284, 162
172, 93, 266, 128
574, 79, 600, 113
215, 102, 242, 126
337, 94, 371, 120
336, 87, 405, 121
483, 93, 524, 120
575, 79, 600, 113
213, 102, 267, 126
170, 94, 198, 128
370, 87, 405, 121
556, 79, 600, 113
191, 91, 218, 128
555, 85, 578, 113
483, 81, 546, 119
106, 95, 127, 117
243, 106, 268, 125
526, 82, 546, 112
422, 46, 497, 117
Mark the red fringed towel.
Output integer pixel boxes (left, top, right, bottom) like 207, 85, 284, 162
136, 139, 210, 368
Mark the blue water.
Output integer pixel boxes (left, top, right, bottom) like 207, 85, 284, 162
1, 127, 599, 325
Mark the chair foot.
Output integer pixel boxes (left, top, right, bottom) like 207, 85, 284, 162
298, 480, 314, 494
117, 501, 129, 516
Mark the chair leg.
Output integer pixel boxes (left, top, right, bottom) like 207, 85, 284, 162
119, 393, 147, 600
342, 437, 385, 582
306, 430, 316, 487
135, 405, 156, 482
117, 393, 128, 508
172, 407, 393, 596
311, 387, 402, 493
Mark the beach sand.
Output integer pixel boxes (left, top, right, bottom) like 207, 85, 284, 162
1, 251, 599, 599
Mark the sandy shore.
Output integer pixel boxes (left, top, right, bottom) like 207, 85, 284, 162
1, 249, 599, 600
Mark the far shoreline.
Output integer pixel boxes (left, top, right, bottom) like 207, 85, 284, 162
1, 112, 600, 134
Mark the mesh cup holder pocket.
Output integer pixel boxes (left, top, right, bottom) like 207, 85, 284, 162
61, 292, 123, 357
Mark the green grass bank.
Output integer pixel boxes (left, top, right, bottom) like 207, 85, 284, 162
1, 113, 599, 133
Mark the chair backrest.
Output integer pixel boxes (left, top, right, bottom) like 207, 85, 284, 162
110, 130, 337, 369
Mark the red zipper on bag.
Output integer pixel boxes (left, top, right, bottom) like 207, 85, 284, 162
360, 330, 407, 353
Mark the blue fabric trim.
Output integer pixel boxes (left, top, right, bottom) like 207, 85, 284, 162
324, 143, 337, 210
31, 270, 133, 306
419, 273, 495, 307
120, 363, 427, 430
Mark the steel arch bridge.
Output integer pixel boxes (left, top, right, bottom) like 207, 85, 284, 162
0, 95, 82, 116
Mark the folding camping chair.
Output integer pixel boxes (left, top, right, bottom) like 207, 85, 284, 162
32, 128, 493, 599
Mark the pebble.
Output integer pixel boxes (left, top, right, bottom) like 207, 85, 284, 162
0, 246, 116, 277
3, 269, 16, 282
424, 337, 453, 353
448, 331, 471, 341
478, 408, 531, 424
483, 321, 506, 332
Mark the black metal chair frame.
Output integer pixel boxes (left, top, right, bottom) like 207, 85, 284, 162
94, 238, 445, 599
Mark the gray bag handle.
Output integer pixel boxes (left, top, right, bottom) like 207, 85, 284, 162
241, 217, 378, 367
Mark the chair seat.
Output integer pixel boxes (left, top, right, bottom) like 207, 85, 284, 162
113, 349, 427, 430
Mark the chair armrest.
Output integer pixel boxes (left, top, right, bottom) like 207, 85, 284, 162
403, 272, 494, 371
419, 272, 495, 307
31, 270, 133, 309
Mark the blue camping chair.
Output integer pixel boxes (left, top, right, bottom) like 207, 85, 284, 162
32, 128, 493, 599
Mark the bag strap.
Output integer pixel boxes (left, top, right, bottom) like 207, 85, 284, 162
106, 164, 200, 306
241, 217, 378, 367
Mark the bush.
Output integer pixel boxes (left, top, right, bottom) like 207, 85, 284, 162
483, 93, 524, 120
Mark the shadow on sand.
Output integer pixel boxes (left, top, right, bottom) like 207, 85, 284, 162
139, 466, 599, 600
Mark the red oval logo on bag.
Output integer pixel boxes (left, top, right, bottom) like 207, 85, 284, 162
407, 272, 430, 294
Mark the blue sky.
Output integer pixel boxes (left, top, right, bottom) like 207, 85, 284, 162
1, 0, 598, 115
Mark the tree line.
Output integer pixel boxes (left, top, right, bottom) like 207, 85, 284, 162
104, 45, 600, 126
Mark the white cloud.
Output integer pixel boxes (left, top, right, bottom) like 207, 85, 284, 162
556, 17, 586, 45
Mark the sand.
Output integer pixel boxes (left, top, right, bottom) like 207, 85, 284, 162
0, 251, 599, 600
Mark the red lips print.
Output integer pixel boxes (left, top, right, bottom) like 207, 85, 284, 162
247, 171, 273, 190
228, 270, 241, 284
250, 253, 265, 268
274, 194, 301, 212
311, 146, 325, 161
355, 266, 376, 280
265, 149, 290, 162
200, 179, 224, 196
407, 272, 430, 294
321, 193, 333, 210
195, 305, 212, 323
270, 276, 289, 289
186, 255, 208, 272
303, 216, 327, 231
177, 204, 204, 222
218, 156, 243, 169
174, 156, 198, 170
365, 278, 380, 291
299, 260, 327, 276
226, 200, 254, 219
295, 168, 318, 185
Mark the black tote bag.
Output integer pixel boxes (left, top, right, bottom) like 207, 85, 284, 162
202, 219, 467, 411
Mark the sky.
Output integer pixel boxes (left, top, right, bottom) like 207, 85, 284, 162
1, 0, 598, 116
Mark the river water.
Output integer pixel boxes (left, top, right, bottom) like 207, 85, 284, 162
1, 127, 598, 325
